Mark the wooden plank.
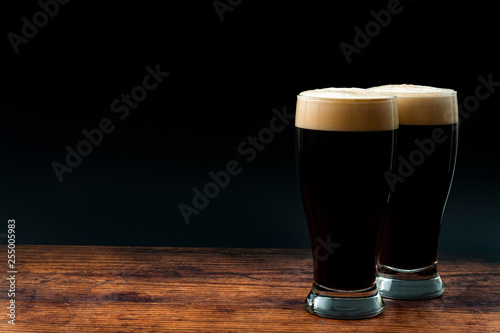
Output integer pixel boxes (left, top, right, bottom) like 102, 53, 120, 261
0, 245, 499, 332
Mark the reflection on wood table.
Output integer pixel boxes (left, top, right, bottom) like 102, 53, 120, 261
0, 245, 498, 332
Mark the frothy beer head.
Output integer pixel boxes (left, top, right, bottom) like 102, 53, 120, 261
368, 84, 458, 125
296, 88, 398, 131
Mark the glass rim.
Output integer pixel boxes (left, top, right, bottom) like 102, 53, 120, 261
296, 94, 397, 103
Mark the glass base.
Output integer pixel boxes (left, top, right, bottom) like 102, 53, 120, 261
376, 263, 444, 300
304, 283, 384, 319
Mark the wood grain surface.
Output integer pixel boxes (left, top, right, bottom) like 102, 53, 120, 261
0, 245, 499, 332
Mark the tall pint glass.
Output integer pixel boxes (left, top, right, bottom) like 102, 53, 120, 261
296, 88, 398, 319
369, 85, 458, 300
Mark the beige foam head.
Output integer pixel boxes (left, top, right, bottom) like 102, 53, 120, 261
295, 88, 398, 131
367, 84, 458, 125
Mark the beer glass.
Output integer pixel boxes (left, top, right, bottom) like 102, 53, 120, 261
369, 85, 458, 300
296, 88, 398, 319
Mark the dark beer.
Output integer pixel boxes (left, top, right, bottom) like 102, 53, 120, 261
368, 84, 458, 300
379, 124, 458, 269
297, 128, 396, 290
296, 88, 398, 292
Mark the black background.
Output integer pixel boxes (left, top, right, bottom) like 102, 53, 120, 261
0, 1, 498, 255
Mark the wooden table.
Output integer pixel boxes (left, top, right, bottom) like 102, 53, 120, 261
1, 245, 499, 332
